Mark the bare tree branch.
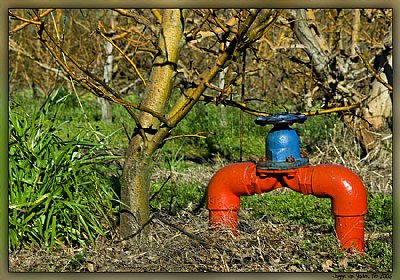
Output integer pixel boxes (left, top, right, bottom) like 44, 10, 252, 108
97, 22, 147, 87
165, 9, 262, 128
9, 9, 54, 33
357, 48, 392, 92
31, 10, 168, 135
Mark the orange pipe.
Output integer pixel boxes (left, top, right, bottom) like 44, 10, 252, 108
207, 162, 367, 253
207, 162, 281, 232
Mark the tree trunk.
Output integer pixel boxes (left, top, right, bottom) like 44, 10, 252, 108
98, 13, 114, 123
120, 135, 152, 246
119, 9, 186, 246
98, 97, 113, 123
344, 52, 392, 154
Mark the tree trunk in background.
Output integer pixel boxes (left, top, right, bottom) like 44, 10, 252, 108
343, 21, 392, 154
98, 12, 114, 123
344, 52, 392, 153
290, 9, 392, 156
218, 67, 228, 128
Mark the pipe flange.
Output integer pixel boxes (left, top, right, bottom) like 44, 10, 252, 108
257, 158, 309, 170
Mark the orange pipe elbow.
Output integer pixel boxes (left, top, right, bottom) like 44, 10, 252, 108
207, 162, 280, 231
299, 164, 367, 252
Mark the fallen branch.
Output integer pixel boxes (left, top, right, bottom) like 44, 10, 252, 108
114, 212, 155, 243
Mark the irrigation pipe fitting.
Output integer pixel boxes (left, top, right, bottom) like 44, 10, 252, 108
207, 113, 367, 253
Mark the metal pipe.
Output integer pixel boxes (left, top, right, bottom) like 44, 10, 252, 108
207, 162, 367, 252
207, 162, 281, 232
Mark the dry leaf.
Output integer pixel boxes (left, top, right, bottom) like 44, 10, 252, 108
322, 259, 333, 272
339, 257, 348, 269
87, 262, 95, 272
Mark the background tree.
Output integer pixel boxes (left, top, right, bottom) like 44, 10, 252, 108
8, 8, 392, 246
287, 9, 392, 155
98, 10, 115, 123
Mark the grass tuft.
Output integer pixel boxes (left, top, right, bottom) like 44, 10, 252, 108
9, 89, 119, 250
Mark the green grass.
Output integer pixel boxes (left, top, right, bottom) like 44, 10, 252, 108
240, 190, 392, 232
9, 89, 120, 250
365, 193, 392, 232
241, 191, 334, 225
150, 182, 205, 214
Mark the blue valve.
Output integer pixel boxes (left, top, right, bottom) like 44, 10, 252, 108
255, 113, 308, 170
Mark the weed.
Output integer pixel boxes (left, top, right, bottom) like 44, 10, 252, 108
66, 250, 87, 271
365, 193, 392, 231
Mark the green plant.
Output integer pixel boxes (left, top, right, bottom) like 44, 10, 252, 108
365, 193, 392, 232
364, 239, 392, 271
241, 191, 334, 225
8, 90, 120, 250
150, 181, 205, 214
66, 250, 87, 271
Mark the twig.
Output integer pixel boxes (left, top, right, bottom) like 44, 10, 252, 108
356, 48, 392, 92
9, 39, 70, 81
149, 159, 173, 202
200, 94, 269, 117
186, 10, 211, 41
205, 82, 231, 94
245, 9, 280, 46
113, 9, 156, 34
209, 9, 229, 33
9, 11, 41, 25
153, 214, 212, 249
114, 213, 156, 243
163, 132, 214, 142
97, 22, 147, 87
151, 9, 162, 24
302, 103, 360, 116
9, 9, 54, 33
333, 144, 346, 165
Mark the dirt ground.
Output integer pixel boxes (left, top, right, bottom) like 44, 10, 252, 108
8, 207, 392, 273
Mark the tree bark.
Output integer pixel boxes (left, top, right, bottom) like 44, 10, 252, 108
120, 141, 152, 246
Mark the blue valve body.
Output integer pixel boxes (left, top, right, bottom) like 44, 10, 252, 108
266, 125, 301, 162
255, 113, 309, 170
